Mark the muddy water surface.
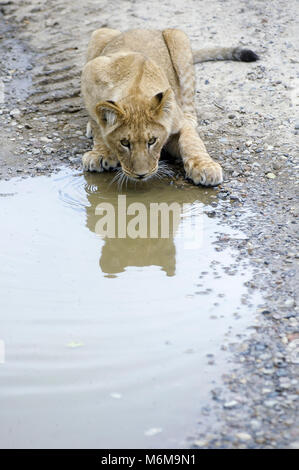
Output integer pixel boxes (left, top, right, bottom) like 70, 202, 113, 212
0, 169, 256, 448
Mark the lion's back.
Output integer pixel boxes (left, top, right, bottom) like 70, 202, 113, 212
102, 29, 180, 94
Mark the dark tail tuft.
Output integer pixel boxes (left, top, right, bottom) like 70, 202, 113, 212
239, 49, 259, 62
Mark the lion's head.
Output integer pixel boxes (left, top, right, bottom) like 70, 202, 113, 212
95, 89, 173, 180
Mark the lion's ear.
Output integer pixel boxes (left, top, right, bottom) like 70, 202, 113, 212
95, 100, 124, 126
151, 89, 172, 115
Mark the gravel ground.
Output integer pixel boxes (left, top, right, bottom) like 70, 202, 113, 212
0, 0, 298, 449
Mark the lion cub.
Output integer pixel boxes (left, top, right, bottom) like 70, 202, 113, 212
81, 28, 258, 186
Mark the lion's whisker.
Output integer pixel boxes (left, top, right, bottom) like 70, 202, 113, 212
110, 168, 123, 187
156, 161, 174, 179
118, 173, 126, 191
109, 160, 174, 190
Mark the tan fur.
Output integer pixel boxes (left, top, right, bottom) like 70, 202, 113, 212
81, 28, 222, 186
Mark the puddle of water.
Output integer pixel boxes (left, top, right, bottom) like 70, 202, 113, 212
0, 168, 256, 449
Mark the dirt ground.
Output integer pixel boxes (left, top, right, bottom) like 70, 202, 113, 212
0, 0, 298, 448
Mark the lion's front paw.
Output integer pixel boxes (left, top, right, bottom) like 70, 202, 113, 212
185, 159, 223, 187
82, 151, 119, 173
101, 156, 119, 171
82, 151, 104, 172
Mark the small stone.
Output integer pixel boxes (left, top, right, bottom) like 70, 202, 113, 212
193, 439, 208, 448
247, 242, 254, 254
279, 379, 291, 389
261, 309, 271, 315
261, 368, 275, 375
264, 399, 278, 407
235, 432, 252, 441
40, 136, 52, 143
10, 108, 21, 118
256, 436, 266, 445
144, 428, 162, 437
265, 172, 276, 179
286, 339, 299, 364
272, 161, 282, 170
35, 162, 46, 171
223, 400, 238, 409
45, 19, 59, 27
284, 298, 295, 308
250, 420, 262, 431
230, 194, 241, 202
287, 333, 299, 342
68, 156, 80, 164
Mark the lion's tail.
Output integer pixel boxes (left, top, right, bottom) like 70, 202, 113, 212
192, 46, 259, 64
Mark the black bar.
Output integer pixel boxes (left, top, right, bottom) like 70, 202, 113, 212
0, 448, 292, 467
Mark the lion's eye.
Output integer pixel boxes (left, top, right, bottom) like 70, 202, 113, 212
120, 139, 130, 148
148, 137, 157, 146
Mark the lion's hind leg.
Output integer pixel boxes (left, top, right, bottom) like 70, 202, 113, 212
162, 29, 223, 187
162, 28, 197, 125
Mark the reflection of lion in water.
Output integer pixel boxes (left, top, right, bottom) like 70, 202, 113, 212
83, 173, 215, 277
99, 238, 176, 277
81, 28, 258, 186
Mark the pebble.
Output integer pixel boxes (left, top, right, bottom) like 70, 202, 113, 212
284, 298, 295, 308
235, 432, 252, 441
193, 439, 208, 447
144, 428, 162, 437
250, 420, 262, 431
40, 136, 52, 143
230, 194, 241, 202
10, 108, 21, 118
264, 399, 278, 408
35, 162, 47, 171
265, 172, 276, 179
68, 156, 81, 164
223, 400, 238, 409
272, 161, 282, 170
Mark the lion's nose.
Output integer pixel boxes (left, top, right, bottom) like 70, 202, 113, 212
136, 173, 147, 179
